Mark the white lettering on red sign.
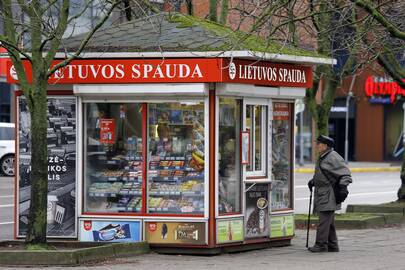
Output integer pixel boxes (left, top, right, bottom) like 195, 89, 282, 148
231, 63, 307, 84
50, 63, 203, 80
9, 65, 18, 80
131, 64, 203, 79
7, 58, 312, 87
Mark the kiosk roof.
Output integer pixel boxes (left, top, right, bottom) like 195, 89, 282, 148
58, 13, 333, 64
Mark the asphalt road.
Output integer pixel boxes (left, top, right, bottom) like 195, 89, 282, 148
0, 171, 401, 240
294, 171, 400, 213
0, 176, 14, 241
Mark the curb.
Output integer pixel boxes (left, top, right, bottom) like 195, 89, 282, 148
0, 241, 150, 266
295, 167, 401, 173
347, 204, 405, 214
294, 213, 404, 230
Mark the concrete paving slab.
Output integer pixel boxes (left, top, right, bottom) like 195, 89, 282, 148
7, 227, 404, 270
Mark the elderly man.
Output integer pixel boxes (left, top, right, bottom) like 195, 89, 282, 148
307, 135, 352, 253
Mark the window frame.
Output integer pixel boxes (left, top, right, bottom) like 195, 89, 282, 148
216, 97, 243, 217
81, 97, 208, 218
270, 101, 294, 212
244, 100, 268, 178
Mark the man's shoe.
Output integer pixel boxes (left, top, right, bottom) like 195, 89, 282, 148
308, 245, 328, 253
328, 246, 340, 252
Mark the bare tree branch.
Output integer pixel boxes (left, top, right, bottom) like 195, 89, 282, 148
48, 0, 121, 76
351, 0, 405, 40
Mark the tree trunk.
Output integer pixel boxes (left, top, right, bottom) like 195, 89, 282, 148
316, 107, 329, 136
399, 148, 405, 200
307, 65, 337, 138
185, 0, 193, 15
209, 0, 217, 22
25, 82, 48, 244
219, 0, 229, 25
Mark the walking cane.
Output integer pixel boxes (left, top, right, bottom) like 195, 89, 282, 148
305, 189, 313, 248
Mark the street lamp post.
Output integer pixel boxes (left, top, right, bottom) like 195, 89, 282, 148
344, 92, 353, 162
344, 75, 356, 163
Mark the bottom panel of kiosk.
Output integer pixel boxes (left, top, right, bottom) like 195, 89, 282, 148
144, 221, 208, 246
78, 218, 142, 243
77, 214, 294, 254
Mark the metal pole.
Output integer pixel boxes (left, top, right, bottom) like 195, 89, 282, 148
306, 189, 313, 248
300, 111, 304, 165
344, 94, 351, 162
403, 102, 405, 145
345, 75, 356, 163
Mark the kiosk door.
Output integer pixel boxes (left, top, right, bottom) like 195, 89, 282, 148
242, 99, 272, 239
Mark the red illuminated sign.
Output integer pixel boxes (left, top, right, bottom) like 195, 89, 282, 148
6, 58, 313, 88
365, 76, 405, 103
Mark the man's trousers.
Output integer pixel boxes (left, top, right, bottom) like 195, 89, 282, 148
315, 210, 338, 248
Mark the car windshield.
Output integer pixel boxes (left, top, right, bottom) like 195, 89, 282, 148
0, 127, 14, 140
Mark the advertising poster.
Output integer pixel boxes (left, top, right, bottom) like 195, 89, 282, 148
79, 220, 141, 242
145, 222, 206, 245
99, 118, 115, 144
273, 103, 290, 121
217, 218, 244, 244
270, 215, 295, 238
18, 97, 76, 237
245, 183, 269, 238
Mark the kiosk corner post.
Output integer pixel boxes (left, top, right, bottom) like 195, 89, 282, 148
208, 89, 216, 247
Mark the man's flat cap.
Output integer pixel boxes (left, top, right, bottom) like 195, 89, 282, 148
316, 135, 334, 147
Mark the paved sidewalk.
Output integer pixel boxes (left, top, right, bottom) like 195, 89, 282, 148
295, 161, 401, 173
3, 227, 403, 270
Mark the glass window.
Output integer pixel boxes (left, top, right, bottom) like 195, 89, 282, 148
0, 127, 14, 140
255, 106, 263, 171
271, 102, 292, 210
246, 105, 267, 175
218, 98, 241, 214
246, 105, 253, 171
148, 102, 205, 214
84, 103, 143, 213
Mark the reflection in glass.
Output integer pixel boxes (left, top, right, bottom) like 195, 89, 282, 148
271, 102, 291, 210
219, 98, 241, 214
254, 106, 262, 171
84, 103, 143, 213
246, 105, 253, 171
246, 105, 266, 174
148, 102, 205, 214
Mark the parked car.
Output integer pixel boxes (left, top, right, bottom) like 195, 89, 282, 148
0, 123, 15, 176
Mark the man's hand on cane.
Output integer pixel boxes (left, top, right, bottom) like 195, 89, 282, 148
308, 179, 314, 192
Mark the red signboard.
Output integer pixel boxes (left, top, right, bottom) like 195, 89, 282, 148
273, 103, 290, 121
99, 119, 115, 144
6, 58, 313, 88
365, 76, 405, 103
6, 58, 223, 84
0, 47, 8, 77
221, 59, 313, 88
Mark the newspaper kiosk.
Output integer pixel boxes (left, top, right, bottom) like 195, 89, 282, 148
11, 13, 333, 253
